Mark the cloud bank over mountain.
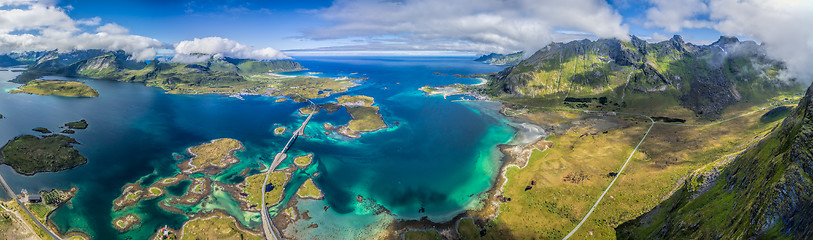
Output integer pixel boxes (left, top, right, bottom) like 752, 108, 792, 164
0, 0, 810, 80
172, 37, 289, 63
0, 0, 289, 61
0, 0, 163, 60
305, 0, 630, 54
644, 0, 813, 81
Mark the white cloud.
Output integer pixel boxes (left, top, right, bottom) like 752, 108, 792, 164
0, 0, 163, 60
640, 32, 672, 43
173, 37, 289, 62
0, 0, 36, 6
96, 23, 129, 35
645, 0, 712, 33
76, 17, 101, 26
709, 0, 813, 81
643, 0, 813, 82
305, 0, 629, 54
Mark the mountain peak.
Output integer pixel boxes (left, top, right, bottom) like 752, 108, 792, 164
670, 34, 684, 44
713, 36, 740, 45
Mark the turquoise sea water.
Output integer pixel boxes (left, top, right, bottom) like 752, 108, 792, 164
0, 57, 514, 239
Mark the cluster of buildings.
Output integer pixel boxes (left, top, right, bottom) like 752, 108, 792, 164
19, 189, 41, 203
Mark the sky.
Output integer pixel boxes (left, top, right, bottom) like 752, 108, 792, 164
0, 0, 811, 77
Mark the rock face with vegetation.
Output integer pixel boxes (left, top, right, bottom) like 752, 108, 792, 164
486, 35, 796, 118
474, 51, 524, 66
0, 134, 87, 175
617, 82, 813, 239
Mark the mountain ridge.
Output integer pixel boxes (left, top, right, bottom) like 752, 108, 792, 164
484, 35, 797, 119
7, 50, 304, 84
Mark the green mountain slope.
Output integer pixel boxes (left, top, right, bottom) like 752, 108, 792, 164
474, 51, 524, 66
616, 82, 813, 239
486, 35, 798, 119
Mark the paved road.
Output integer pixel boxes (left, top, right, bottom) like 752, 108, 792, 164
499, 101, 780, 240
261, 104, 316, 240
562, 117, 654, 240
0, 171, 61, 240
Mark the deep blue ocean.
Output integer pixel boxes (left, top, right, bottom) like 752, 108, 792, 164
0, 56, 515, 239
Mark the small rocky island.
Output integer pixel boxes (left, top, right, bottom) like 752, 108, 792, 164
178, 138, 243, 175
32, 127, 52, 134
112, 214, 141, 232
0, 134, 87, 175
65, 119, 89, 129
109, 137, 294, 235
296, 178, 323, 200
293, 154, 313, 168
274, 126, 287, 135
10, 80, 99, 97
329, 95, 387, 138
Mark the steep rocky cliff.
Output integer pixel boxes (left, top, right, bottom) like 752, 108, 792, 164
616, 82, 813, 239
486, 35, 794, 118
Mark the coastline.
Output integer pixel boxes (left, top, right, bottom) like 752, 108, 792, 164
391, 77, 558, 238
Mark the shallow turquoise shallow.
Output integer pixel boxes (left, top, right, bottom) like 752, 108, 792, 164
0, 57, 513, 239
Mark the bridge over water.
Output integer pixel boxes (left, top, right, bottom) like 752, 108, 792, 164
261, 104, 316, 240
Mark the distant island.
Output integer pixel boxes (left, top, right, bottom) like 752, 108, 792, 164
6, 49, 360, 101
474, 51, 524, 66
0, 134, 87, 175
10, 80, 99, 97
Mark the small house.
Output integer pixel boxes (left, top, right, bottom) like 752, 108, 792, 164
19, 189, 28, 200
28, 194, 42, 203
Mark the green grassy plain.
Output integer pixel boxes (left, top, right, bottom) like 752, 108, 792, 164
10, 80, 99, 97
472, 103, 784, 239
